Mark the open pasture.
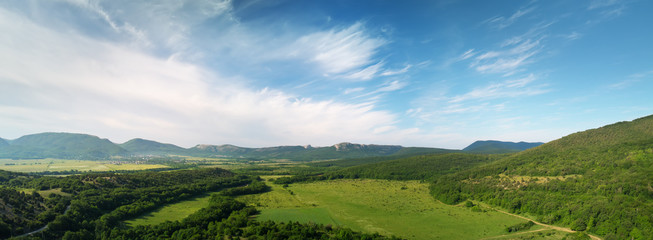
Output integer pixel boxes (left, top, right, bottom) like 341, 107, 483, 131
125, 193, 215, 226
0, 158, 167, 173
238, 179, 532, 240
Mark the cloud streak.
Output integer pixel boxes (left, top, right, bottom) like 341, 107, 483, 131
484, 7, 536, 30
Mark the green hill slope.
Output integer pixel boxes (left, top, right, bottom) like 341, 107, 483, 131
0, 132, 128, 159
431, 115, 653, 240
120, 138, 188, 156
463, 140, 543, 153
0, 138, 8, 147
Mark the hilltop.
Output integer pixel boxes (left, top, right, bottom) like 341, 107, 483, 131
431, 114, 653, 239
120, 138, 189, 156
0, 132, 128, 159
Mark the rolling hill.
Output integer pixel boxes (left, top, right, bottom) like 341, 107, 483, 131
0, 132, 129, 159
0, 133, 454, 161
120, 138, 188, 156
463, 140, 543, 153
431, 114, 653, 239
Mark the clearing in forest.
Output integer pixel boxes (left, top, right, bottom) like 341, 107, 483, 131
237, 179, 530, 240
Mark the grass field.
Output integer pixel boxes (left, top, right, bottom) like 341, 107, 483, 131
125, 193, 216, 226
0, 158, 167, 173
237, 179, 533, 240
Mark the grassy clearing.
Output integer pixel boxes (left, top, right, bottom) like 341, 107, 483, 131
0, 159, 167, 173
19, 188, 72, 198
480, 229, 566, 240
125, 193, 215, 226
237, 179, 531, 240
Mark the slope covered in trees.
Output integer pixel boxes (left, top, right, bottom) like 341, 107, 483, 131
463, 140, 543, 153
431, 115, 653, 240
275, 153, 501, 184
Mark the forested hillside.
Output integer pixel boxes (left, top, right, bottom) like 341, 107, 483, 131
0, 133, 129, 159
275, 153, 501, 184
431, 115, 653, 240
463, 140, 543, 153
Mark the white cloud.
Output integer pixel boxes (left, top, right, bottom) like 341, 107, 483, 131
380, 65, 411, 77
472, 39, 542, 74
292, 22, 386, 77
0, 7, 407, 147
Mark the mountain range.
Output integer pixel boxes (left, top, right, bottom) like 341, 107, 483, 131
0, 133, 542, 160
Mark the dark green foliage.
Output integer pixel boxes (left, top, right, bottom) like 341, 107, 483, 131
330, 153, 499, 181
120, 138, 188, 156
104, 196, 400, 240
0, 187, 69, 238
276, 153, 498, 184
431, 114, 653, 240
0, 168, 249, 239
308, 148, 458, 169
0, 132, 128, 159
505, 221, 534, 233
463, 140, 543, 154
218, 180, 271, 196
563, 232, 591, 240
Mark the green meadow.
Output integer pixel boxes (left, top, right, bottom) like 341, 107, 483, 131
237, 179, 530, 240
0, 158, 167, 173
125, 193, 215, 226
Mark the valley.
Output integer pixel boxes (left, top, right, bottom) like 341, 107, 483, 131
0, 115, 651, 239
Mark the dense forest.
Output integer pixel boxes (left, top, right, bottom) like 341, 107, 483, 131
0, 168, 397, 240
274, 153, 503, 184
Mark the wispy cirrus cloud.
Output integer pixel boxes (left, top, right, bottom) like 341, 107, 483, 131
291, 22, 386, 78
608, 70, 653, 89
471, 38, 542, 75
588, 0, 620, 10
449, 74, 548, 103
484, 7, 536, 30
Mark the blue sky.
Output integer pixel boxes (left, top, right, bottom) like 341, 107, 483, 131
1, 0, 651, 149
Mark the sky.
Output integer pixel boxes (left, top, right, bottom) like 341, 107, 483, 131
1, 0, 652, 149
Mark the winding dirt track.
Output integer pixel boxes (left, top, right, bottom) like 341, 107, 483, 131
490, 208, 602, 240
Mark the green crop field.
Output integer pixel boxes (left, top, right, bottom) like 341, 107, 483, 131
125, 193, 216, 226
0, 158, 167, 173
237, 179, 533, 240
